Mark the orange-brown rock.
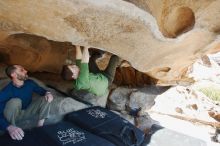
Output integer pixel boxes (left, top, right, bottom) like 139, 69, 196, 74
0, 34, 75, 73
114, 67, 156, 87
208, 111, 220, 122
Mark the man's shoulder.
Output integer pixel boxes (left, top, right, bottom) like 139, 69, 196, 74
5, 81, 13, 87
1, 80, 13, 91
24, 79, 35, 84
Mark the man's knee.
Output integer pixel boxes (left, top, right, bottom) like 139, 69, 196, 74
6, 98, 22, 107
5, 98, 22, 111
4, 98, 22, 123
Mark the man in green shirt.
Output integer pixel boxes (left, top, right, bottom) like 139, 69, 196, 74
62, 46, 119, 105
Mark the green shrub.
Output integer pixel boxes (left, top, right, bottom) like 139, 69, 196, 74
199, 87, 220, 101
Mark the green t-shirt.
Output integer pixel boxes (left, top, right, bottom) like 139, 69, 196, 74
74, 60, 109, 96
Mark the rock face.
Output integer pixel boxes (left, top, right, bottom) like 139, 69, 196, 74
108, 85, 169, 113
0, 34, 74, 73
0, 0, 220, 84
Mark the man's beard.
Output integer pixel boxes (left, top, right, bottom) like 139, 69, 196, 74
16, 74, 28, 81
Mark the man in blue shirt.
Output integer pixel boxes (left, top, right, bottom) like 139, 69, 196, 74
0, 65, 54, 140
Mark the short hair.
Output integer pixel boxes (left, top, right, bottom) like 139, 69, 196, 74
61, 65, 73, 80
5, 65, 17, 78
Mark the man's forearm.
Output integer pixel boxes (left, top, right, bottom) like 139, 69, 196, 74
81, 46, 90, 63
75, 45, 82, 60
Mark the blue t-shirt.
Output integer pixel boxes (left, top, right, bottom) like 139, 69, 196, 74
0, 79, 47, 131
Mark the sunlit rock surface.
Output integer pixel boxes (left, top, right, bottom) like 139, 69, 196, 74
1, 0, 220, 84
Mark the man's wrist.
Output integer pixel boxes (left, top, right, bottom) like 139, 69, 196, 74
6, 125, 13, 131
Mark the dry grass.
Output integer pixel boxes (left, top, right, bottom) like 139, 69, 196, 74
199, 87, 220, 101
